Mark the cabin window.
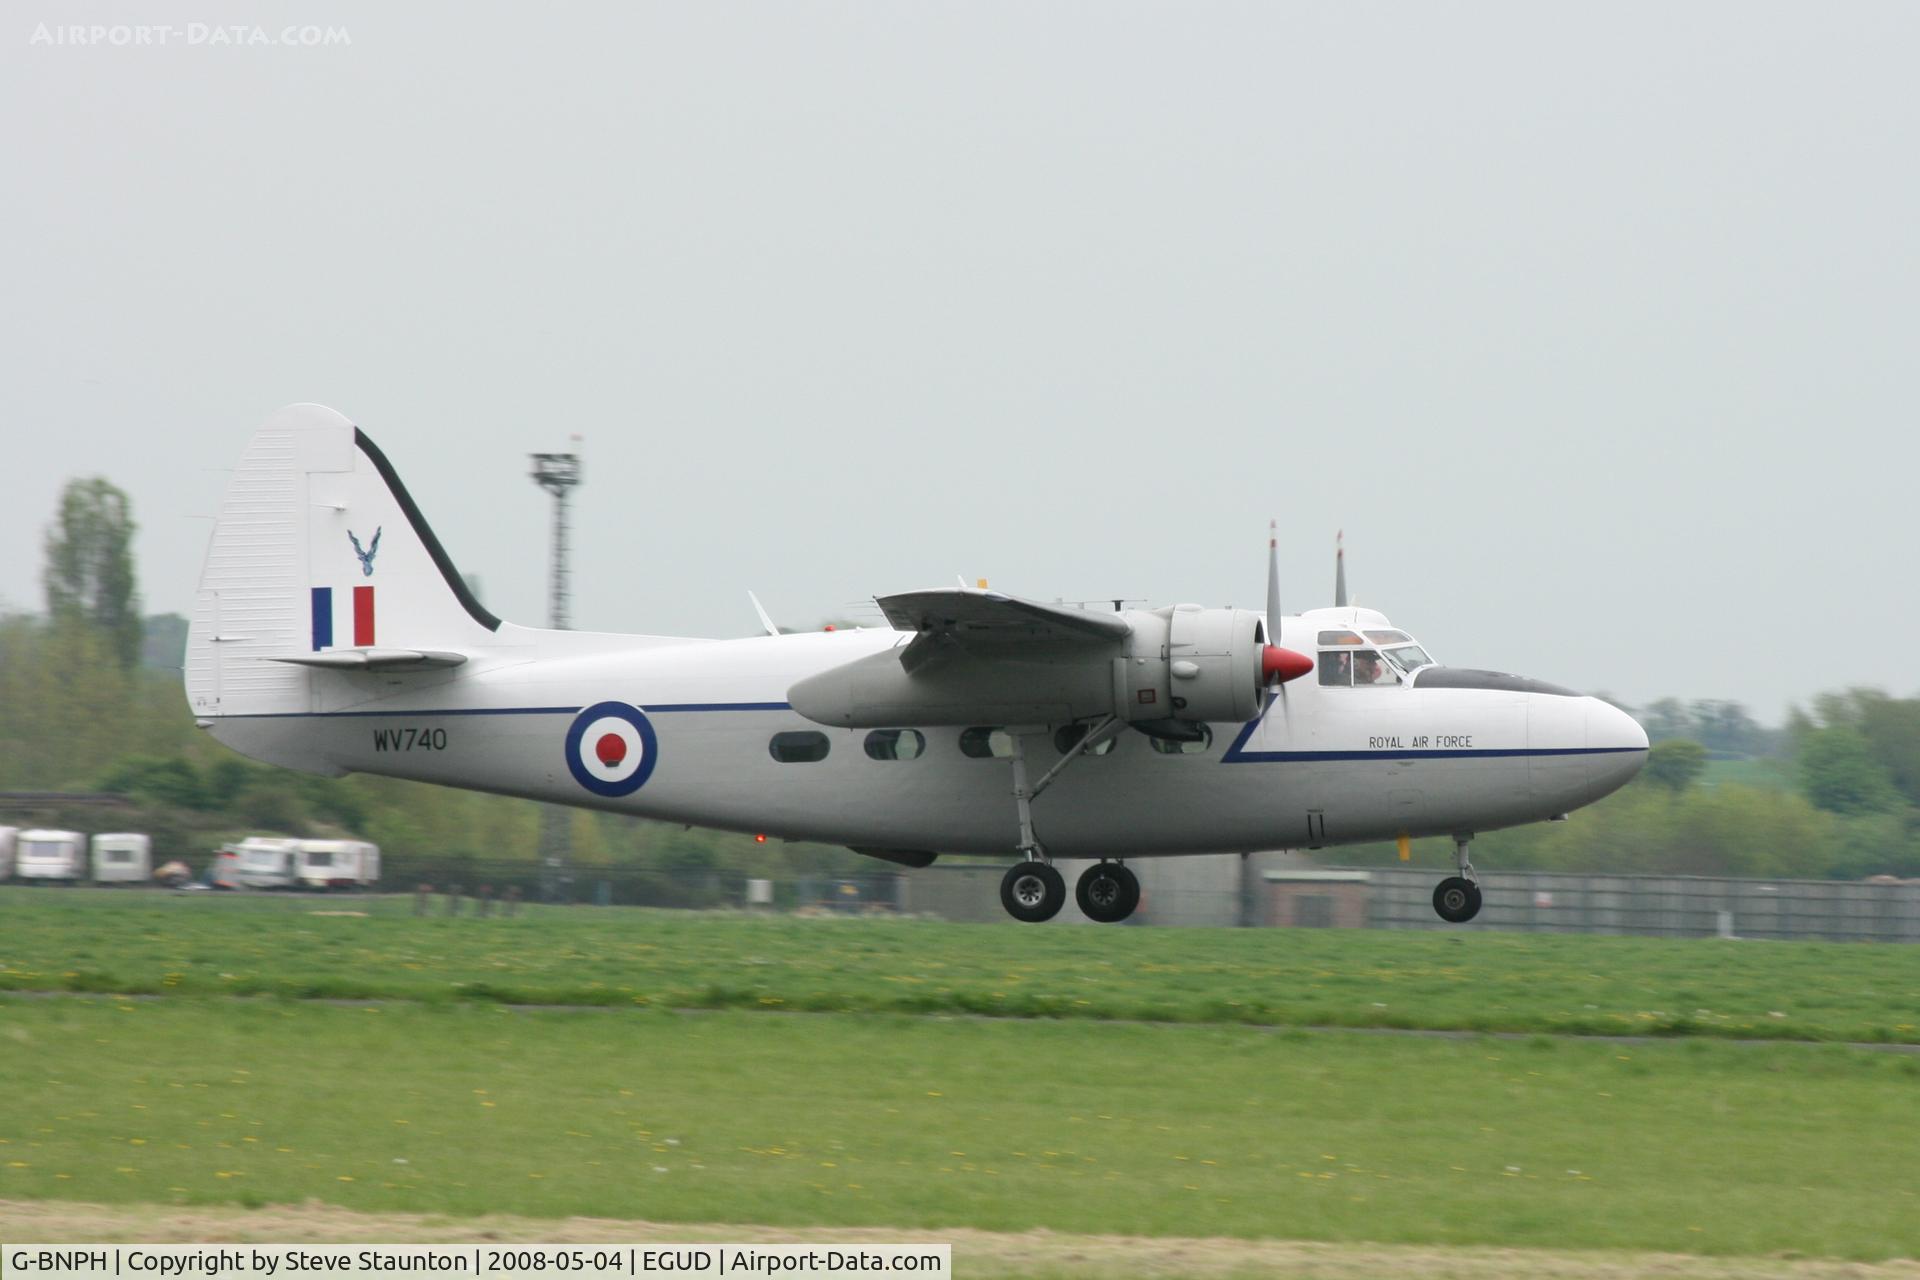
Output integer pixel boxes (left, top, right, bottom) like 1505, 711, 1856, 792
305, 850, 334, 866
1053, 724, 1115, 757
1148, 724, 1213, 755
105, 850, 132, 863
769, 731, 831, 763
864, 729, 926, 761
959, 727, 1014, 759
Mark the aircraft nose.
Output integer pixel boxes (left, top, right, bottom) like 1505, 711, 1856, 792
1585, 697, 1649, 796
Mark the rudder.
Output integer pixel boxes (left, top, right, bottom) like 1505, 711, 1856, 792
186, 404, 502, 720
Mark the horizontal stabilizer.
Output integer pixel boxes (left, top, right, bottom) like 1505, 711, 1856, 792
271, 648, 468, 671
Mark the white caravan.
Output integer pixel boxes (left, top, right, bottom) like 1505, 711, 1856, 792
90, 833, 152, 884
293, 839, 380, 891
0, 826, 16, 880
14, 830, 86, 883
212, 836, 299, 890
188, 406, 1648, 924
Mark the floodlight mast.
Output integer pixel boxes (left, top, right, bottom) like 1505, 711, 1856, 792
530, 445, 583, 900
529, 451, 582, 631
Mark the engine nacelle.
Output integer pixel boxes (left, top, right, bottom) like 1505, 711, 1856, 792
1117, 605, 1267, 726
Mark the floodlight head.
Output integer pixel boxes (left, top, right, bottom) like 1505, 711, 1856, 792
529, 452, 582, 496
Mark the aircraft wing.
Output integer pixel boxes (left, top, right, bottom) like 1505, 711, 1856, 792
876, 588, 1130, 674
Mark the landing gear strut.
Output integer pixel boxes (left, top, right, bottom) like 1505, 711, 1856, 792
996, 720, 1122, 923
1076, 861, 1141, 924
1432, 833, 1483, 924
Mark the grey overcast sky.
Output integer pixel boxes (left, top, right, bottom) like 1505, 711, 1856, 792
3, 2, 1914, 723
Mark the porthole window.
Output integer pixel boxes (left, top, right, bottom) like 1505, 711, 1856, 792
1053, 724, 1115, 757
1148, 724, 1213, 755
959, 727, 1014, 759
863, 729, 926, 761
769, 731, 830, 763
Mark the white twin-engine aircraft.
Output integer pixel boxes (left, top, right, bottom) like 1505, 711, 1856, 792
187, 405, 1648, 924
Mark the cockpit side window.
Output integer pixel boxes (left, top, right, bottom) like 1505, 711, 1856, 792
1380, 644, 1434, 675
1351, 649, 1397, 685
1317, 630, 1363, 646
1320, 646, 1397, 686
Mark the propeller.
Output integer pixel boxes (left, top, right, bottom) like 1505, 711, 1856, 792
1261, 520, 1314, 707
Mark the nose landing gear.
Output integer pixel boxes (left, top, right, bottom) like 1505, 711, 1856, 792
1432, 833, 1483, 923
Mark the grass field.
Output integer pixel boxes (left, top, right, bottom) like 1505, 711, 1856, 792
4, 889, 1920, 1271
3, 999, 1919, 1259
3, 889, 1918, 1043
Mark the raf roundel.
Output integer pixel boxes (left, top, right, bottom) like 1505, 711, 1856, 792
564, 702, 659, 797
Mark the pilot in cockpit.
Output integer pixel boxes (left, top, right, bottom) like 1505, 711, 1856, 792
1315, 625, 1433, 688
1353, 651, 1395, 686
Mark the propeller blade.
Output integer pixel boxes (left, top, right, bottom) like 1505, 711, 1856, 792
1266, 519, 1281, 645
1334, 529, 1348, 608
1260, 519, 1314, 706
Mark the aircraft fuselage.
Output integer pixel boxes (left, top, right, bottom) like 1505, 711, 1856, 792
210, 623, 1646, 858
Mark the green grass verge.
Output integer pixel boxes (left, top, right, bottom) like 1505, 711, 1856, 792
3, 889, 1919, 1043
2, 998, 1919, 1258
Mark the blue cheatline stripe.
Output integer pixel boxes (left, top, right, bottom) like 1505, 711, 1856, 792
310, 587, 333, 651
220, 706, 581, 721
643, 701, 792, 713
1222, 746, 1649, 763
215, 701, 793, 721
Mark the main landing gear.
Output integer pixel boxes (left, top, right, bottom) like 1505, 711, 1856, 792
997, 859, 1141, 924
1000, 860, 1065, 923
1432, 833, 1483, 924
996, 719, 1139, 923
1075, 860, 1141, 924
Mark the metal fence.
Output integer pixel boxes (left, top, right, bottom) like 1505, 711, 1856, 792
1352, 866, 1920, 942
371, 854, 910, 914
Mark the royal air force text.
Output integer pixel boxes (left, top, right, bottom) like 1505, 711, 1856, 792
1368, 734, 1473, 750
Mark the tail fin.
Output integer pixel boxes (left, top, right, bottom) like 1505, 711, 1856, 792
186, 404, 502, 719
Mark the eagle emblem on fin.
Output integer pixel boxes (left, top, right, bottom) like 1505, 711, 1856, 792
349, 527, 382, 577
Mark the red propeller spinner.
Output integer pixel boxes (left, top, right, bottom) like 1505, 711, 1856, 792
1262, 644, 1314, 684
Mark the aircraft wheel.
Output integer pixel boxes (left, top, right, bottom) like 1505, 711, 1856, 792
1076, 862, 1140, 923
1433, 876, 1483, 923
1000, 862, 1066, 923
